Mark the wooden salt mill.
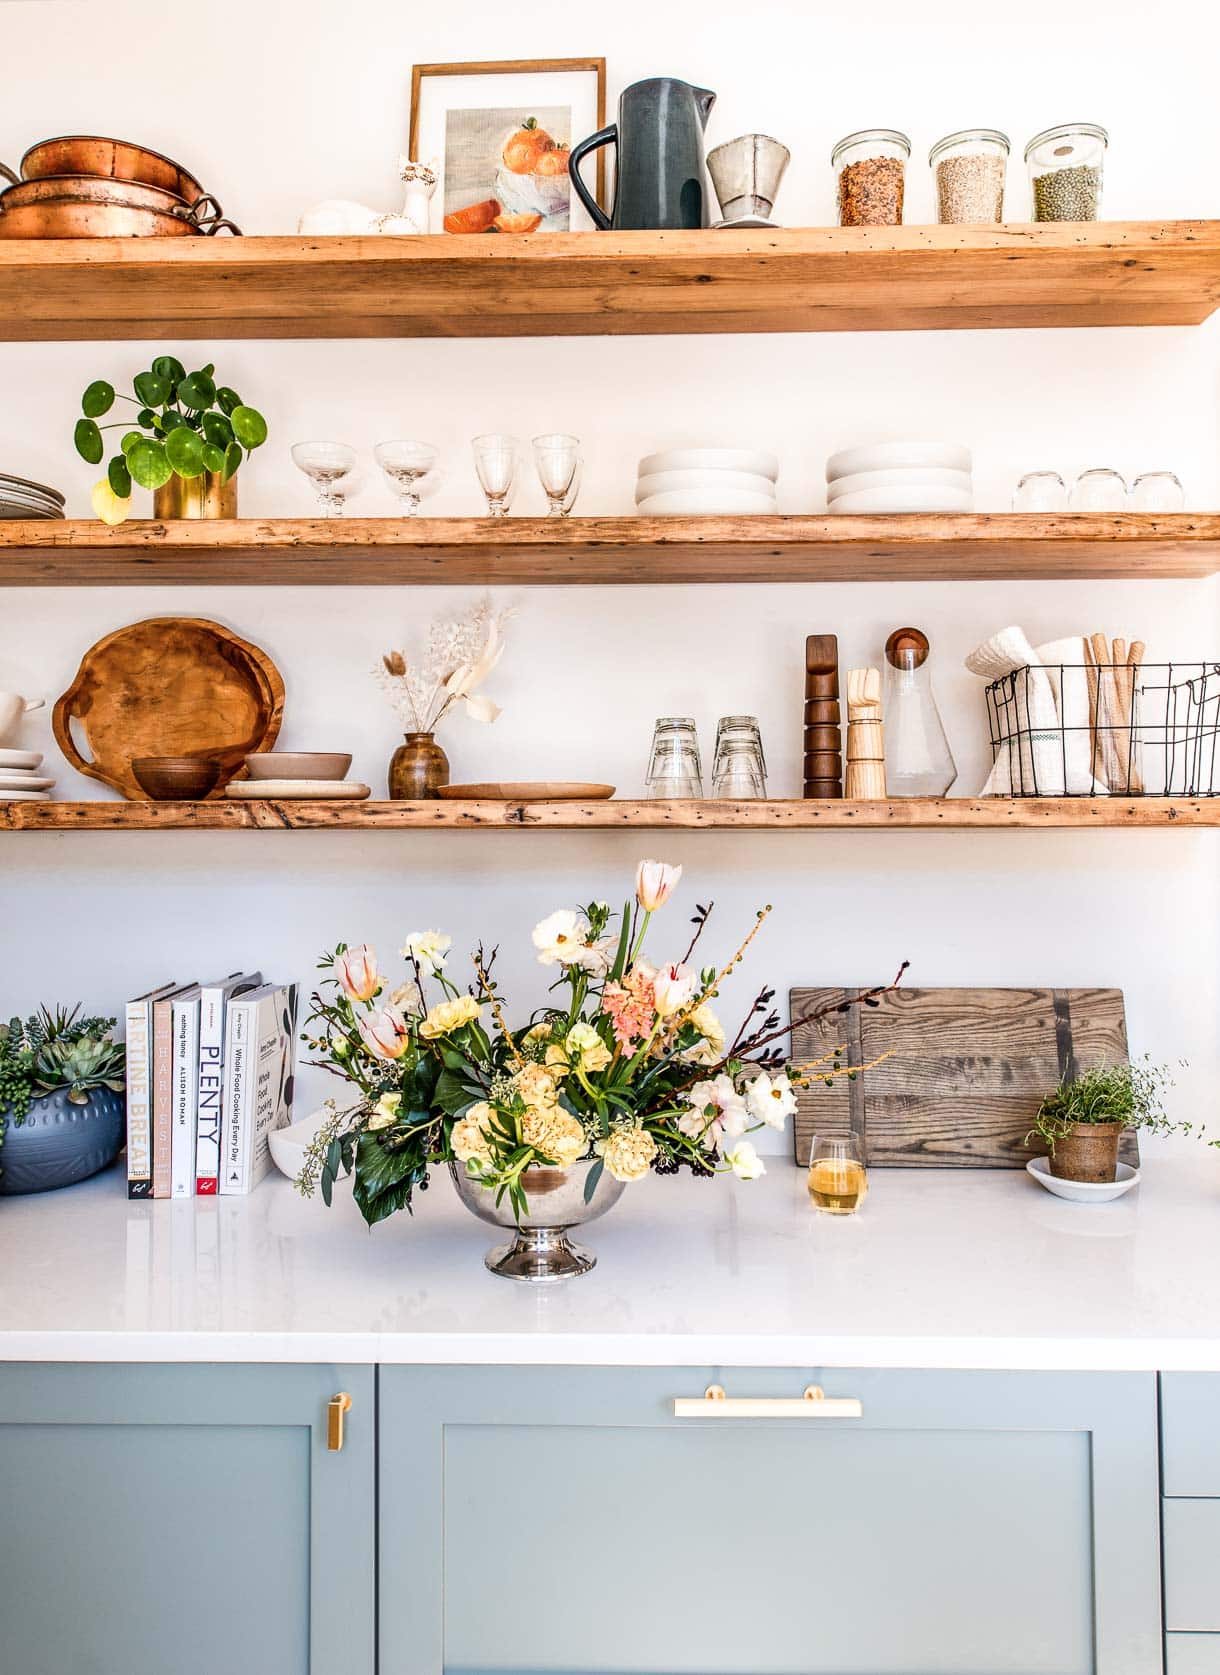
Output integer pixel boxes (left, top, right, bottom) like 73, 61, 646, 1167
804, 634, 842, 798
845, 667, 886, 799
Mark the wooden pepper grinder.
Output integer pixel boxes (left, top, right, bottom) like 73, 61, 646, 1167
845, 667, 886, 799
804, 634, 842, 798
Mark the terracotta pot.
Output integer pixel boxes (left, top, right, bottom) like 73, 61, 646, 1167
388, 732, 449, 799
1048, 1120, 1124, 1183
154, 470, 238, 519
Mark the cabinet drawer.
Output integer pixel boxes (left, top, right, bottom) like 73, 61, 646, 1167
1163, 1375, 1220, 1495
1165, 1500, 1220, 1630
1168, 1637, 1220, 1675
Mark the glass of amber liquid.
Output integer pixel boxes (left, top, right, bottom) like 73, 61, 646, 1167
807, 1136, 868, 1214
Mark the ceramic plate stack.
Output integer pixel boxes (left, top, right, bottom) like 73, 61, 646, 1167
635, 448, 779, 515
826, 443, 973, 513
226, 751, 370, 800
0, 748, 56, 801
0, 473, 65, 520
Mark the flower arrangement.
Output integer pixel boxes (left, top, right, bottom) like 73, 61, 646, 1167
296, 859, 905, 1228
0, 1006, 126, 1150
375, 597, 511, 735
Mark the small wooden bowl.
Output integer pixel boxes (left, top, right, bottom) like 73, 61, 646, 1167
131, 755, 222, 801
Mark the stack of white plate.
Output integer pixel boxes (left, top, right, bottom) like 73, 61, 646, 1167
0, 474, 65, 520
0, 749, 56, 801
826, 442, 973, 514
635, 448, 779, 516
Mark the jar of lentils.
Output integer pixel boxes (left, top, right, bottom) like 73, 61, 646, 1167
1025, 123, 1108, 222
929, 129, 1009, 223
832, 129, 910, 226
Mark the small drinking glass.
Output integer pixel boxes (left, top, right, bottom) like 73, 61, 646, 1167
375, 440, 441, 516
1070, 468, 1127, 512
291, 441, 357, 517
1129, 471, 1184, 512
646, 717, 703, 799
807, 1135, 868, 1215
1013, 470, 1067, 513
711, 742, 767, 798
533, 433, 581, 517
472, 433, 520, 517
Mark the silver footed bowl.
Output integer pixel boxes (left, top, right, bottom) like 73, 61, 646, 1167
449, 1157, 625, 1283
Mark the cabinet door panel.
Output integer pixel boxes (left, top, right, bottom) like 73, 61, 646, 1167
1165, 1500, 1220, 1631
1168, 1637, 1220, 1675
1162, 1374, 1220, 1495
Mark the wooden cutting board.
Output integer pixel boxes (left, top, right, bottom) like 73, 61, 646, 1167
790, 986, 1137, 1168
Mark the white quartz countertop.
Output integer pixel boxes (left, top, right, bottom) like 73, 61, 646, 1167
3, 1157, 1220, 1370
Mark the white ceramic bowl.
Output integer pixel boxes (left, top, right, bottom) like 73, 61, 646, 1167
827, 466, 974, 502
635, 467, 777, 503
1025, 1156, 1141, 1203
637, 488, 777, 516
0, 750, 41, 769
826, 441, 972, 481
269, 1107, 335, 1181
638, 448, 779, 482
829, 485, 974, 515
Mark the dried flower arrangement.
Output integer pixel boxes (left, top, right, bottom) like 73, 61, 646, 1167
374, 596, 512, 735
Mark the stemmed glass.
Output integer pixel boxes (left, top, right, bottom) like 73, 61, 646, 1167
472, 434, 520, 518
375, 440, 441, 516
291, 441, 357, 517
533, 433, 581, 517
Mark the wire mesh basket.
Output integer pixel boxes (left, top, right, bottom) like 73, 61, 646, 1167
985, 663, 1220, 796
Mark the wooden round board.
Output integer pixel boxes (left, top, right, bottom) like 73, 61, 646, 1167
53, 617, 284, 800
436, 783, 615, 800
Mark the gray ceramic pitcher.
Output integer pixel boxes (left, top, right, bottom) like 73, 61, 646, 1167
570, 77, 717, 230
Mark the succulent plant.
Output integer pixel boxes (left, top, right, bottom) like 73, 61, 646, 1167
0, 1006, 125, 1144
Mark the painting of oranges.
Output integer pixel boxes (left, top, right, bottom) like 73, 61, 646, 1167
442, 105, 573, 233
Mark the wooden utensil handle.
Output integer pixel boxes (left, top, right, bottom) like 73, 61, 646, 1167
51, 691, 105, 785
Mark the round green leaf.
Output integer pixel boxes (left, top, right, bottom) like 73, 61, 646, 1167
176, 370, 216, 411
81, 380, 115, 419
132, 370, 169, 408
231, 405, 268, 450
136, 407, 158, 430
201, 442, 226, 474
222, 441, 243, 482
108, 456, 132, 499
151, 355, 186, 385
165, 425, 206, 477
128, 439, 172, 492
120, 430, 144, 457
74, 417, 104, 465
202, 363, 215, 378
159, 409, 189, 433
216, 386, 241, 416
201, 412, 233, 449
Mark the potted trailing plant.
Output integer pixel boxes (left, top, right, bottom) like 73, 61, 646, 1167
73, 357, 268, 524
1027, 1058, 1199, 1183
0, 1007, 126, 1196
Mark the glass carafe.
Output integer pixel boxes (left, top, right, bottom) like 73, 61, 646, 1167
883, 627, 957, 797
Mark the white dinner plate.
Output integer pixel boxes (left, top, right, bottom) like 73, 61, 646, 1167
829, 485, 974, 515
0, 772, 55, 789
225, 779, 371, 799
0, 750, 42, 769
0, 788, 50, 800
1025, 1156, 1141, 1203
637, 488, 777, 516
827, 466, 974, 502
635, 468, 777, 503
826, 441, 972, 481
638, 448, 779, 482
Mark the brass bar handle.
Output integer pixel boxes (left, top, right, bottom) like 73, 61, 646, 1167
327, 1391, 353, 1451
673, 1384, 863, 1419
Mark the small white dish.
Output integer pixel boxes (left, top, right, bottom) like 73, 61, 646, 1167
638, 447, 779, 482
827, 466, 973, 502
829, 485, 974, 515
635, 467, 776, 503
0, 749, 41, 769
0, 788, 51, 801
637, 488, 777, 516
269, 1107, 334, 1181
826, 441, 972, 482
1025, 1156, 1141, 1203
0, 771, 55, 790
226, 779, 371, 799
712, 215, 779, 229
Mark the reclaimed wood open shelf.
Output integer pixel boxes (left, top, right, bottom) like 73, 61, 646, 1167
2, 223, 1219, 342
5, 513, 1220, 585
3, 799, 1216, 832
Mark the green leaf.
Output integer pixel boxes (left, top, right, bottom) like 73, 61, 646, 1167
74, 418, 103, 465
231, 405, 267, 450
107, 456, 132, 499
434, 1066, 478, 1117
320, 1164, 334, 1207
201, 412, 233, 448
222, 441, 242, 482
582, 1158, 605, 1203
159, 409, 189, 433
176, 370, 216, 410
120, 430, 144, 457
127, 439, 172, 491
81, 380, 114, 419
201, 442, 226, 474
136, 407, 158, 430
216, 386, 242, 416
165, 425, 206, 477
151, 355, 186, 385
132, 370, 169, 409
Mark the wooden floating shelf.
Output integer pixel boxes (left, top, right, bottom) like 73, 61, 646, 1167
4, 513, 1220, 585
1, 223, 1219, 342
3, 799, 1217, 832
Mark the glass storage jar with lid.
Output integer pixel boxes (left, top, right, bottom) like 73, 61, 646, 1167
831, 129, 910, 226
928, 129, 1009, 223
1025, 123, 1108, 221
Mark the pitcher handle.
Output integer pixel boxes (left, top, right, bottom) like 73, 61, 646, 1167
0, 162, 19, 188
569, 125, 614, 230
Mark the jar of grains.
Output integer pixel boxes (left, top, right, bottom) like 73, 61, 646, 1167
832, 129, 911, 226
1025, 123, 1108, 222
929, 129, 1009, 223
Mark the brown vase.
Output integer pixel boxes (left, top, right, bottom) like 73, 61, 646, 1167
153, 469, 238, 519
388, 732, 449, 799
1048, 1121, 1123, 1183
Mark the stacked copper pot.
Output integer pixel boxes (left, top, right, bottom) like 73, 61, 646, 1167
0, 135, 237, 237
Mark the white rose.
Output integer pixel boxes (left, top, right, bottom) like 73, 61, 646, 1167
725, 1140, 766, 1181
400, 929, 452, 973
744, 1071, 797, 1130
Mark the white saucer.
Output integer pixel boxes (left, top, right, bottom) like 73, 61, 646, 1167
0, 749, 41, 769
226, 779, 371, 800
0, 788, 51, 801
1025, 1156, 1141, 1203
0, 772, 54, 790
637, 488, 776, 516
713, 215, 778, 229
829, 485, 974, 515
638, 448, 779, 482
827, 441, 972, 481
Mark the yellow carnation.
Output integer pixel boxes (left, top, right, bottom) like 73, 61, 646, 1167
596, 1124, 657, 1182
564, 1021, 613, 1072
521, 1106, 586, 1168
681, 1003, 726, 1066
513, 1062, 559, 1108
451, 1101, 494, 1163
544, 1042, 571, 1075
419, 994, 482, 1039
521, 1022, 553, 1048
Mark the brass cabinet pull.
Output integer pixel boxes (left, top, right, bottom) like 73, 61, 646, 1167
673, 1383, 863, 1418
327, 1391, 353, 1451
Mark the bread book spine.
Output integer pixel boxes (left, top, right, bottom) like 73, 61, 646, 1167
124, 997, 154, 1199
219, 1000, 253, 1196
151, 996, 176, 1199
170, 996, 200, 1198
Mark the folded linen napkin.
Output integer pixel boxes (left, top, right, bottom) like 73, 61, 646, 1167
965, 626, 1106, 796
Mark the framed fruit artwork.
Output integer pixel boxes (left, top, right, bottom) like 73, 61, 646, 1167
409, 57, 606, 233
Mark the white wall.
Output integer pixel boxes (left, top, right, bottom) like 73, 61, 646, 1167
3, 0, 1219, 1152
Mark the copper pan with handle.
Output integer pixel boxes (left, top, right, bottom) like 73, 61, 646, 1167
15, 134, 208, 204
0, 167, 239, 237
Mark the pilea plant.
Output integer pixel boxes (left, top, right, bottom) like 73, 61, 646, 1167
73, 356, 268, 505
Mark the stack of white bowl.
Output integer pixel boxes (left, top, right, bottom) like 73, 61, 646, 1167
635, 448, 779, 516
0, 748, 56, 802
826, 442, 973, 513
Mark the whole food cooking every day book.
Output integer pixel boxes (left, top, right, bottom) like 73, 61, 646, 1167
221, 983, 299, 1196
194, 971, 263, 1195
124, 980, 178, 1199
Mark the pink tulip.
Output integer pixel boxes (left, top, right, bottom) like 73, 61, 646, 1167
636, 859, 682, 912
336, 943, 379, 1003
652, 962, 697, 1018
357, 1004, 411, 1061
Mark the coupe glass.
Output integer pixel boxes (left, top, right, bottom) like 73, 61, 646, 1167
1012, 471, 1067, 513
807, 1135, 868, 1215
375, 440, 441, 516
533, 433, 582, 517
291, 441, 357, 517
472, 433, 520, 517
1129, 471, 1184, 512
1070, 468, 1127, 513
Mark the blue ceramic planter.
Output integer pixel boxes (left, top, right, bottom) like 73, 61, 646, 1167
0, 1086, 125, 1195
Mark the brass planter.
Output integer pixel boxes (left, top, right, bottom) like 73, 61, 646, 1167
1048, 1120, 1123, 1183
153, 470, 238, 519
